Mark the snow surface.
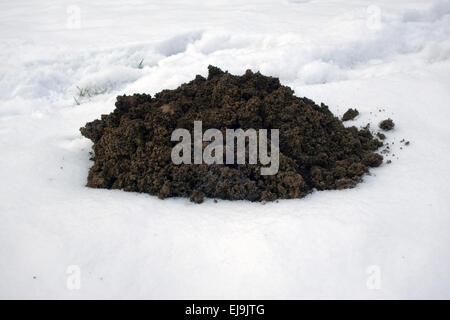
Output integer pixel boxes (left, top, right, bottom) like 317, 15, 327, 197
1, 0, 450, 299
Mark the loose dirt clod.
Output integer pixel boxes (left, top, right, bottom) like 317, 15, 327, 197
379, 118, 395, 131
342, 108, 359, 121
80, 65, 384, 203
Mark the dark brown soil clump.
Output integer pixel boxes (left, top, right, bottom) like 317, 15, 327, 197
80, 65, 384, 203
342, 108, 359, 121
379, 118, 395, 131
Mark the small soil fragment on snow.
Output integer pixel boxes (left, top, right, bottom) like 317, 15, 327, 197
376, 132, 386, 140
379, 118, 395, 131
400, 139, 410, 146
342, 108, 359, 121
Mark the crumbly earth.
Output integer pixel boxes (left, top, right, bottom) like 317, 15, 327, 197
80, 65, 384, 203
379, 118, 395, 131
342, 108, 359, 121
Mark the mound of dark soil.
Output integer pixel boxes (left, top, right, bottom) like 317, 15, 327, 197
80, 65, 384, 203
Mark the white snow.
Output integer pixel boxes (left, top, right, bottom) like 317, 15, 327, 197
1, 0, 450, 299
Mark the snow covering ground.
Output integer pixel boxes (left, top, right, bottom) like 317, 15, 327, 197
1, 0, 450, 299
